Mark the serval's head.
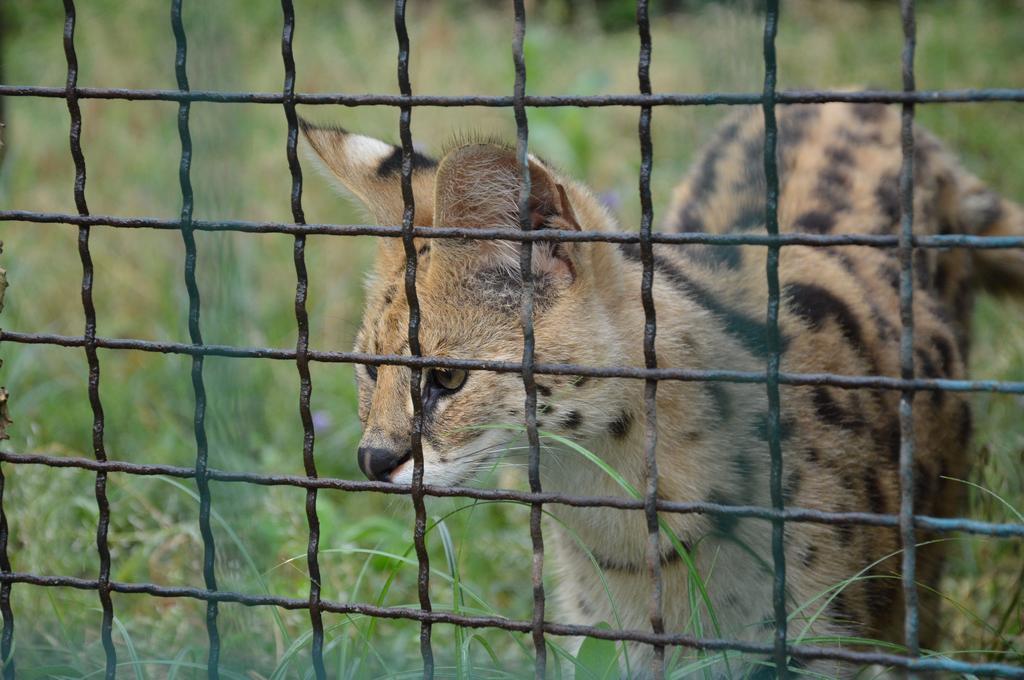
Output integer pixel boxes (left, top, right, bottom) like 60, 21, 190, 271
303, 121, 634, 485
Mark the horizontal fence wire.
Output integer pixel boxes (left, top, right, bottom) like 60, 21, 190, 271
2, 85, 1024, 105
5, 329, 1024, 394
0, 450, 1021, 539
0, 568, 1019, 678
1, 0, 1023, 678
4, 210, 1024, 249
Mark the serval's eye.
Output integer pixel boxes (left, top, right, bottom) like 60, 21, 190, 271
364, 363, 378, 381
429, 368, 468, 392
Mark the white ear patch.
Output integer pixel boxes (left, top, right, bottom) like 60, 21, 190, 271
347, 133, 397, 170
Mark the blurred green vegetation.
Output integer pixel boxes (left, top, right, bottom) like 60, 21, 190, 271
0, 0, 1022, 677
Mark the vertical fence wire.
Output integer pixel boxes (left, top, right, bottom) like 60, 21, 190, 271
279, 2, 327, 678
0, 466, 9, 680
760, 0, 789, 676
511, 1, 547, 676
898, 0, 921, 671
62, 2, 117, 677
0, 13, 14, 656
170, 1, 221, 676
393, 2, 435, 677
635, 1, 665, 677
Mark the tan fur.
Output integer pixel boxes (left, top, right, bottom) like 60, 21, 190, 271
302, 103, 1024, 678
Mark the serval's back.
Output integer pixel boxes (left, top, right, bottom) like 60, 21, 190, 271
301, 100, 1024, 677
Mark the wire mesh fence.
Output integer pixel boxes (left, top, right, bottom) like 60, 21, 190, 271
0, 1, 1023, 678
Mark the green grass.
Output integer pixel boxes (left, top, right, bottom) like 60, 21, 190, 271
1, 0, 1023, 677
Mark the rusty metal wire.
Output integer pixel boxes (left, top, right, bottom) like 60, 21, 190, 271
897, 0, 922, 671
279, 2, 326, 677
636, 1, 666, 677
170, 0, 221, 674
759, 2, 789, 676
509, 2, 550, 676
6, 328, 1024, 395
1, 1, 1023, 678
3, 85, 1024, 106
60, 1, 117, 678
0, 448, 1020, 538
393, 1, 437, 675
0, 467, 9, 680
5, 209, 1024, 249
0, 565, 1020, 677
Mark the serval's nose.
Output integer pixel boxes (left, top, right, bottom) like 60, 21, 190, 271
357, 445, 412, 481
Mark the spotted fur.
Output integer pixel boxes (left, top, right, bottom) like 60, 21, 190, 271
302, 103, 1024, 677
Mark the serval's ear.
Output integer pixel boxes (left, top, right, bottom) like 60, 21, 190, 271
300, 119, 437, 226
432, 143, 582, 284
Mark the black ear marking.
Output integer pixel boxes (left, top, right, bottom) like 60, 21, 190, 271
555, 184, 581, 231
532, 184, 582, 281
376, 145, 438, 178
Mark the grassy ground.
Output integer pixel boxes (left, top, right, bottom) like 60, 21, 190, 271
1, 0, 1022, 677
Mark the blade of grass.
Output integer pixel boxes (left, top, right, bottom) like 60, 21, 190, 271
942, 476, 1024, 522
275, 617, 391, 680
79, 659, 250, 680
340, 540, 382, 680
535, 430, 722, 638
538, 428, 723, 676
110, 614, 144, 680
549, 637, 565, 680
46, 590, 73, 654
666, 651, 739, 679
470, 423, 724, 676
466, 633, 502, 670
572, 622, 621, 680
355, 501, 538, 669
548, 635, 615, 680
274, 546, 497, 615
790, 538, 950, 644
154, 476, 291, 646
532, 504, 633, 677
438, 519, 470, 680
166, 646, 196, 680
